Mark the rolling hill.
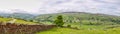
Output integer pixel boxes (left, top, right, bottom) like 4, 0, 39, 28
0, 12, 119, 25
0, 12, 37, 22
35, 12, 120, 34
34, 12, 120, 25
0, 12, 120, 34
0, 17, 37, 25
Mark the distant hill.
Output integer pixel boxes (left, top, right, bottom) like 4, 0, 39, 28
34, 12, 120, 25
0, 11, 120, 25
0, 13, 11, 18
0, 12, 37, 21
9, 13, 36, 20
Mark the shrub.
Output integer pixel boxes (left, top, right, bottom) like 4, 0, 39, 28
67, 25, 71, 27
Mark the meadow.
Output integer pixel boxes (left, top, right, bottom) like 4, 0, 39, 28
36, 25, 120, 34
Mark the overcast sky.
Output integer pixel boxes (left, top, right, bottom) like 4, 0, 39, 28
0, 0, 120, 15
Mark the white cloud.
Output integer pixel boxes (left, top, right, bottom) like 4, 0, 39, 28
0, 0, 41, 14
38, 0, 120, 15
0, 0, 120, 15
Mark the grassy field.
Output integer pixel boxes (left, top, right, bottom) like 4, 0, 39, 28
36, 26, 120, 34
36, 20, 120, 34
0, 17, 37, 25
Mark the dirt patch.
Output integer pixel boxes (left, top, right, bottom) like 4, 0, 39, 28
0, 23, 56, 34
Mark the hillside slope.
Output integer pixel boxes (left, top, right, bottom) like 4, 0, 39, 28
36, 12, 120, 34
0, 17, 37, 25
35, 12, 120, 25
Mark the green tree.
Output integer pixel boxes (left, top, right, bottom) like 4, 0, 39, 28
54, 15, 64, 27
